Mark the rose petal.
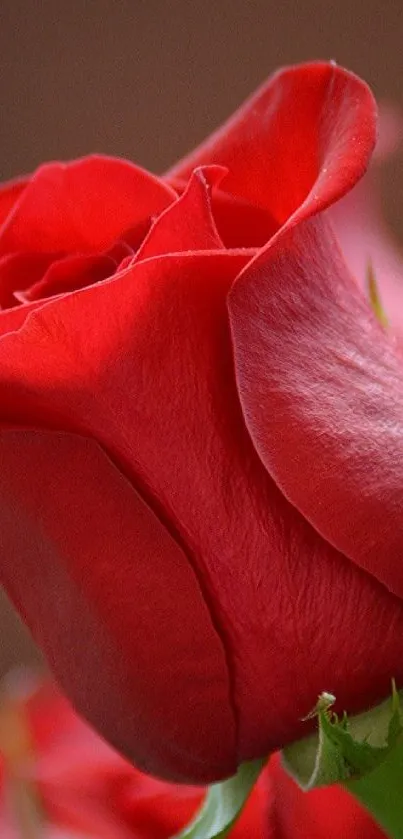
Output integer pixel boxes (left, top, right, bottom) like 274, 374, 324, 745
0, 429, 236, 783
166, 62, 376, 233
229, 212, 403, 595
0, 295, 48, 335
24, 255, 116, 302
0, 156, 176, 255
0, 252, 58, 308
134, 166, 225, 262
168, 174, 276, 248
105, 240, 134, 265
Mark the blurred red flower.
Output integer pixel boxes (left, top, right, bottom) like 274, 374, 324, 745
268, 754, 386, 839
0, 673, 270, 838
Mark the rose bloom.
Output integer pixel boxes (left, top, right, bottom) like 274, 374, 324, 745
0, 61, 403, 784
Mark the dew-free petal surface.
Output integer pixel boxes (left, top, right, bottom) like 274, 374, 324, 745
135, 166, 225, 262
229, 212, 403, 595
167, 62, 376, 234
0, 430, 236, 783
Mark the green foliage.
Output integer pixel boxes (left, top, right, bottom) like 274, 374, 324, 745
282, 685, 403, 838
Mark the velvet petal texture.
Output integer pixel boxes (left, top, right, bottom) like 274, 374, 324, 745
229, 213, 403, 596
0, 431, 236, 783
166, 62, 376, 237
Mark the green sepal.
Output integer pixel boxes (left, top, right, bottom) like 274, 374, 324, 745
282, 686, 403, 790
282, 686, 403, 839
173, 757, 265, 839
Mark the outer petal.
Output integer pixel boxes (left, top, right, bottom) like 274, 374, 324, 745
0, 156, 176, 255
167, 62, 376, 232
268, 754, 383, 839
1, 250, 403, 770
228, 213, 403, 595
0, 430, 236, 783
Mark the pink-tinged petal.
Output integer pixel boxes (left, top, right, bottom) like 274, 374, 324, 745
135, 166, 225, 262
0, 175, 29, 226
268, 754, 383, 839
229, 213, 403, 595
0, 430, 236, 783
23, 254, 115, 302
1, 250, 403, 772
331, 179, 403, 338
0, 252, 58, 308
373, 104, 403, 161
166, 62, 376, 233
0, 156, 176, 255
330, 107, 403, 337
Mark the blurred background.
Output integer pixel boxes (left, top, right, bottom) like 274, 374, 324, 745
0, 0, 402, 674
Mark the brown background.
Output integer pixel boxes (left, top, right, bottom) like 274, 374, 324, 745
0, 0, 402, 674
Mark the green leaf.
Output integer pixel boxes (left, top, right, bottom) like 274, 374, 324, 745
282, 686, 403, 839
346, 740, 403, 839
173, 758, 265, 839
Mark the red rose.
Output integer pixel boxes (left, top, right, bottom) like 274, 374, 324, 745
0, 61, 402, 783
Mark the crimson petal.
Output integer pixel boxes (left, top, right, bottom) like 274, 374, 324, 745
0, 251, 58, 308
229, 213, 403, 595
135, 166, 225, 262
24, 254, 116, 301
166, 62, 376, 230
0, 429, 236, 783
